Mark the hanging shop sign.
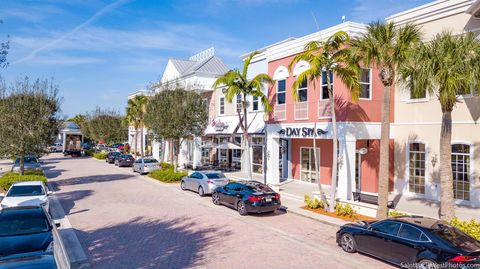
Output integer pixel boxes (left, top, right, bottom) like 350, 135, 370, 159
211, 119, 229, 132
278, 127, 327, 137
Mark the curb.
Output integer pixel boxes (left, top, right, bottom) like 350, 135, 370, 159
286, 207, 342, 227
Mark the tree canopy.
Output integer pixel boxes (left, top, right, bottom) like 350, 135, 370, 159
82, 108, 127, 145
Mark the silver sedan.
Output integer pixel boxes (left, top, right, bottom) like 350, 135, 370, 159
11, 156, 42, 173
132, 158, 160, 174
180, 171, 229, 196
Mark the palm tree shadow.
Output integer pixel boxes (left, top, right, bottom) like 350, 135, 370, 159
50, 174, 134, 190
75, 217, 232, 269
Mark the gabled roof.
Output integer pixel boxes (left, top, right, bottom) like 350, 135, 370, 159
170, 55, 229, 77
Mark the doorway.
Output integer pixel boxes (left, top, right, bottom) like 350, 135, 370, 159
300, 147, 320, 183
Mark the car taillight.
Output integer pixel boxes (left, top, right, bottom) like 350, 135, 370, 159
448, 256, 476, 263
207, 180, 214, 184
144, 164, 148, 168
274, 194, 280, 200
248, 196, 262, 202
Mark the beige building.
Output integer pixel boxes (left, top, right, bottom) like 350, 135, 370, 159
387, 0, 480, 207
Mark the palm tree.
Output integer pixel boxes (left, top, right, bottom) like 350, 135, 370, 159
212, 51, 273, 180
289, 31, 361, 212
352, 21, 421, 219
126, 95, 149, 157
398, 32, 480, 221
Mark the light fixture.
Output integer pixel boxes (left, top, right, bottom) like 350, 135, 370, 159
357, 147, 368, 155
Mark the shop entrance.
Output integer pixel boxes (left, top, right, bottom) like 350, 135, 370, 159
300, 147, 320, 183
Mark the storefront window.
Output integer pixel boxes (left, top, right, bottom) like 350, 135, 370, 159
252, 145, 263, 174
408, 143, 425, 194
201, 148, 210, 164
300, 147, 320, 183
452, 144, 470, 200
251, 136, 264, 145
219, 149, 228, 162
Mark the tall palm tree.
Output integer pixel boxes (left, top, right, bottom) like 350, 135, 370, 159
212, 51, 273, 180
289, 31, 361, 212
398, 32, 480, 221
126, 95, 149, 157
352, 21, 421, 219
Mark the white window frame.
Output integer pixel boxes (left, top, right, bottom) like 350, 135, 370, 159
451, 141, 474, 203
297, 78, 308, 103
300, 147, 320, 184
219, 96, 225, 116
321, 71, 333, 100
406, 141, 427, 195
359, 68, 372, 100
252, 96, 259, 111
277, 79, 286, 105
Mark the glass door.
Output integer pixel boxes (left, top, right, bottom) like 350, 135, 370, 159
300, 147, 320, 183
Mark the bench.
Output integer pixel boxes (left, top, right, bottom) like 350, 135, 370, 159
352, 192, 396, 209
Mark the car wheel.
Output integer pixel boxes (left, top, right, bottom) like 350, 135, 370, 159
198, 186, 205, 197
417, 259, 438, 269
180, 181, 186, 191
212, 192, 220, 205
340, 233, 357, 253
237, 200, 248, 216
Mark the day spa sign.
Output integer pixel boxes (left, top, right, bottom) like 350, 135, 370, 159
278, 127, 328, 137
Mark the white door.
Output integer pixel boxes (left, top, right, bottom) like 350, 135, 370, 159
300, 147, 320, 183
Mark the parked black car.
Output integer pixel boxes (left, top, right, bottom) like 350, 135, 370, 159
336, 216, 480, 268
105, 152, 121, 164
212, 181, 281, 216
0, 253, 57, 268
0, 206, 59, 260
115, 154, 135, 167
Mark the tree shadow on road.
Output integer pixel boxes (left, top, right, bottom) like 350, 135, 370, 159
42, 165, 67, 179
54, 189, 94, 215
51, 174, 134, 189
76, 216, 231, 269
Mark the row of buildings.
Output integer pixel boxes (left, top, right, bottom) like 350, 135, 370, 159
127, 0, 480, 209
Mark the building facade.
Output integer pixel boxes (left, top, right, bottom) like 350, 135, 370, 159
387, 0, 480, 207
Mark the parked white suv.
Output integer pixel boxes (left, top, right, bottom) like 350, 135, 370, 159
0, 181, 52, 212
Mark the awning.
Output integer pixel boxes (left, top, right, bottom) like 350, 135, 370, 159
216, 142, 241, 150
205, 116, 239, 135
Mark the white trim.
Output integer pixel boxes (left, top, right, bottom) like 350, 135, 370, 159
273, 65, 289, 80
359, 68, 372, 100
451, 140, 475, 204
292, 60, 310, 77
321, 71, 333, 100
405, 140, 429, 197
299, 147, 321, 183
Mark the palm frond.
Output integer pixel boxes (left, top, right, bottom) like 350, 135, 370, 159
242, 51, 260, 79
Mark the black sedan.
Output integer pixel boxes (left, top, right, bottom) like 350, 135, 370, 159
0, 206, 58, 259
105, 152, 121, 164
336, 216, 480, 268
212, 181, 281, 216
115, 154, 135, 167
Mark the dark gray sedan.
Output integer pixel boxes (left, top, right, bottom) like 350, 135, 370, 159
114, 154, 135, 167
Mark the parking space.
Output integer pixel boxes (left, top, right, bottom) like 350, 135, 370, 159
44, 153, 394, 269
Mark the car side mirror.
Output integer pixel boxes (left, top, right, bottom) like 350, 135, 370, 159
47, 191, 53, 196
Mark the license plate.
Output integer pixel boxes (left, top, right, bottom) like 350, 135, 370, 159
265, 198, 272, 202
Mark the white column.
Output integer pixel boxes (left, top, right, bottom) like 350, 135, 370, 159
152, 140, 161, 161
266, 137, 280, 186
337, 138, 356, 201
62, 132, 67, 152
192, 136, 202, 169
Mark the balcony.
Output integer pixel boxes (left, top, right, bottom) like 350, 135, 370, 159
273, 104, 286, 121
318, 101, 332, 119
294, 102, 308, 120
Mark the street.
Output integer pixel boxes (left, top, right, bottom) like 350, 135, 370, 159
42, 153, 394, 269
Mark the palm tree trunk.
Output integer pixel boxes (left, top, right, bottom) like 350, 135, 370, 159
377, 84, 391, 220
243, 93, 252, 180
133, 129, 138, 156
327, 71, 339, 212
439, 110, 455, 221
140, 123, 144, 157
312, 78, 328, 208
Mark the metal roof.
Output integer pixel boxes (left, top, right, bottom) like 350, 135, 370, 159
170, 55, 229, 78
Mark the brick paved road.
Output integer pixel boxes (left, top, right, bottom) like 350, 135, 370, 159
44, 154, 394, 269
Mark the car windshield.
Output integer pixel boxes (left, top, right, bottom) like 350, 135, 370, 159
0, 215, 50, 236
121, 155, 132, 158
15, 157, 38, 164
432, 223, 480, 250
7, 186, 44, 197
111, 152, 120, 156
143, 159, 158, 163
206, 173, 226, 179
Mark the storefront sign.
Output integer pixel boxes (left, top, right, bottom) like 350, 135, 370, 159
211, 119, 228, 132
278, 127, 327, 137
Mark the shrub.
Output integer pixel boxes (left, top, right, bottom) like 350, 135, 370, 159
388, 210, 408, 217
450, 217, 480, 240
84, 150, 95, 156
160, 162, 173, 170
93, 152, 108, 160
304, 194, 327, 209
0, 172, 47, 191
149, 168, 187, 183
335, 203, 356, 218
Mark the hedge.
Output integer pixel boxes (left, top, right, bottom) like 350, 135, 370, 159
84, 150, 95, 157
0, 171, 47, 191
93, 152, 108, 160
450, 217, 480, 241
149, 167, 187, 183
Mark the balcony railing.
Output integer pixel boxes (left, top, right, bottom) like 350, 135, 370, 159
294, 102, 309, 120
318, 100, 332, 119
274, 104, 286, 121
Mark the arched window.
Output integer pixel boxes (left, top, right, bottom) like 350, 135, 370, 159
408, 142, 426, 194
292, 60, 310, 77
452, 144, 471, 200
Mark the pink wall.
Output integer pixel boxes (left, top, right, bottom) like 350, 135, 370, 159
267, 54, 395, 124
291, 139, 332, 185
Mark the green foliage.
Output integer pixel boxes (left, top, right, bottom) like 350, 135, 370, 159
0, 172, 47, 191
450, 217, 480, 241
304, 195, 327, 209
334, 203, 356, 218
93, 152, 108, 160
149, 168, 187, 183
125, 95, 149, 156
84, 149, 94, 156
82, 107, 127, 144
160, 162, 173, 170
388, 210, 407, 217
0, 77, 61, 167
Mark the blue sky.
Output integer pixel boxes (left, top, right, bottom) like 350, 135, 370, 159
0, 0, 431, 118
